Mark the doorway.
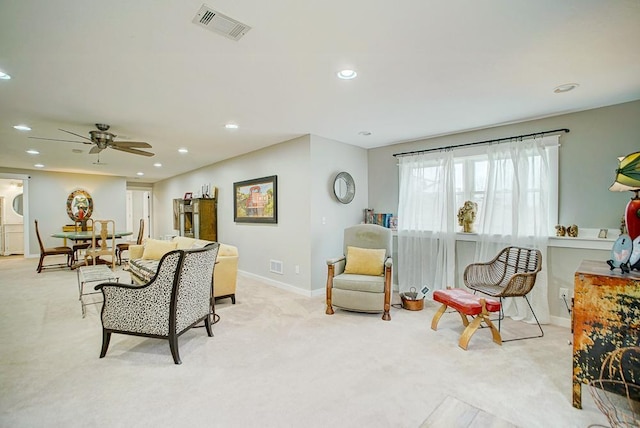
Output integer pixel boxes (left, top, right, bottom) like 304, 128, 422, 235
126, 189, 151, 241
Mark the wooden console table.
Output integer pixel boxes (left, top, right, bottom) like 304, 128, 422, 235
572, 260, 640, 408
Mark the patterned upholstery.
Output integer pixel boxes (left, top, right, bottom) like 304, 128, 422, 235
96, 243, 219, 364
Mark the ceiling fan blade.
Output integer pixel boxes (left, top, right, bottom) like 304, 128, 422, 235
111, 146, 155, 157
59, 128, 93, 142
111, 141, 152, 149
28, 136, 93, 145
89, 146, 104, 154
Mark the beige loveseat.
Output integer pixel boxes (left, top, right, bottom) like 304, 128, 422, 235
128, 236, 239, 303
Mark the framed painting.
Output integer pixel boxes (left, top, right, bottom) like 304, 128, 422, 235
234, 175, 277, 223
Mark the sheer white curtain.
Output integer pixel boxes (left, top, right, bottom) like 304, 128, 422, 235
474, 136, 558, 324
397, 150, 456, 296
397, 135, 558, 320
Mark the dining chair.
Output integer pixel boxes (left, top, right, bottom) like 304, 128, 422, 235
84, 219, 117, 269
72, 219, 92, 264
115, 218, 144, 265
34, 219, 73, 273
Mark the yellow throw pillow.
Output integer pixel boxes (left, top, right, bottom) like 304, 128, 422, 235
142, 239, 178, 260
344, 246, 386, 276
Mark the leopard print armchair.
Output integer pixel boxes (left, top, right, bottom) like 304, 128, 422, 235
95, 243, 220, 364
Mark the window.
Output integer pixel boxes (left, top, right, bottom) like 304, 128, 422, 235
398, 136, 559, 236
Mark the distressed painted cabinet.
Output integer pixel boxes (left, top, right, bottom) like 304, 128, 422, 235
572, 260, 640, 408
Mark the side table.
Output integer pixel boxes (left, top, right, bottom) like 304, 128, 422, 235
572, 260, 640, 408
77, 265, 119, 318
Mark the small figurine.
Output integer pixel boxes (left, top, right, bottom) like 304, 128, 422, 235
567, 224, 579, 238
555, 225, 566, 237
457, 201, 478, 233
620, 215, 627, 235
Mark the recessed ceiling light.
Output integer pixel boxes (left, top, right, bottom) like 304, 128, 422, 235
136, 172, 144, 176
13, 124, 31, 131
26, 149, 39, 155
34, 163, 45, 168
337, 69, 357, 80
0, 71, 11, 80
153, 162, 162, 167
178, 148, 188, 154
553, 83, 579, 93
358, 131, 372, 136
225, 123, 239, 129
72, 148, 83, 154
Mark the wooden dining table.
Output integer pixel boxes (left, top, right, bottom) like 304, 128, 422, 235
51, 230, 133, 269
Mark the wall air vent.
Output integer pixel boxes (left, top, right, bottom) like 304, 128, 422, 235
192, 5, 251, 41
270, 260, 284, 275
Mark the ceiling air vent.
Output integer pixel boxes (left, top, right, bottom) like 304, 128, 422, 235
192, 5, 251, 41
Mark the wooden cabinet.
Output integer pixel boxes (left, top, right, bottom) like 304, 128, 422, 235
572, 260, 640, 408
175, 197, 217, 241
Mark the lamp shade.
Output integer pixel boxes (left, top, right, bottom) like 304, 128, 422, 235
609, 151, 640, 191
610, 151, 640, 240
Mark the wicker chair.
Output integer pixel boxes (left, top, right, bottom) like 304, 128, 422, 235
95, 244, 219, 364
463, 246, 543, 341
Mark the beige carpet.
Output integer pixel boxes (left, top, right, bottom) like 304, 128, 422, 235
421, 396, 517, 428
0, 255, 609, 427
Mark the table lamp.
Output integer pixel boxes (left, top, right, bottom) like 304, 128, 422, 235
609, 151, 640, 239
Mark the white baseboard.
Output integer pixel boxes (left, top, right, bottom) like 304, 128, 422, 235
549, 315, 571, 329
238, 270, 319, 297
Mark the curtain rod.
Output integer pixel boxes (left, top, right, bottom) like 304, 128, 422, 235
392, 128, 570, 158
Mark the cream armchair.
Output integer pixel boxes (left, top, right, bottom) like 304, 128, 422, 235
326, 224, 393, 321
128, 238, 238, 303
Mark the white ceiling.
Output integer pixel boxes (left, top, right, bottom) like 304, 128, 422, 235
1, 0, 639, 183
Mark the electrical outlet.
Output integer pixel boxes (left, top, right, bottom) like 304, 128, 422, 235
559, 287, 569, 300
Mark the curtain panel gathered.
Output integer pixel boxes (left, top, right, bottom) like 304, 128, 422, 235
397, 135, 559, 324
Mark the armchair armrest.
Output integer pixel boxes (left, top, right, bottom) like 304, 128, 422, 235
384, 257, 393, 268
326, 256, 346, 265
326, 256, 346, 277
96, 280, 171, 336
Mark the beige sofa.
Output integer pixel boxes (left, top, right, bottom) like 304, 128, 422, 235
128, 236, 238, 303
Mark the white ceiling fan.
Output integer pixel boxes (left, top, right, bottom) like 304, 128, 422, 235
29, 123, 155, 157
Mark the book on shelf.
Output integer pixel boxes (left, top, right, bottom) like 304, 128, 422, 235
364, 209, 396, 229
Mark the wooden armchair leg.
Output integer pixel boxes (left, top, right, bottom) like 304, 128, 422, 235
326, 265, 335, 315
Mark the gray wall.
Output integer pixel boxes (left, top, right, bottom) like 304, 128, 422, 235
367, 99, 640, 323
0, 168, 127, 256
310, 135, 368, 292
153, 134, 368, 294
368, 100, 640, 227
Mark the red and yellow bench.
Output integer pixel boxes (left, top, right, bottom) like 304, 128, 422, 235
431, 288, 502, 350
